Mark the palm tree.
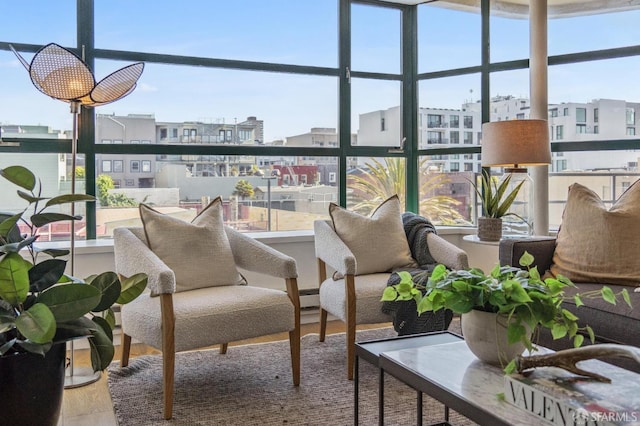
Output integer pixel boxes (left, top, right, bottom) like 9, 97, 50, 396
347, 157, 468, 225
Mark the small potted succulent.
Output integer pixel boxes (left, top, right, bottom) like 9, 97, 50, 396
472, 169, 526, 241
381, 251, 632, 370
0, 165, 147, 426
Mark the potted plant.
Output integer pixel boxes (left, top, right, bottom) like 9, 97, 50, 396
0, 165, 147, 426
472, 169, 526, 241
381, 251, 632, 370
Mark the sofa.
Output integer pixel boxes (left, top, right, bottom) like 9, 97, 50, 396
500, 237, 640, 373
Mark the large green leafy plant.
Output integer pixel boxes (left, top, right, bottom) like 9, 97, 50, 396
0, 165, 147, 371
381, 251, 632, 371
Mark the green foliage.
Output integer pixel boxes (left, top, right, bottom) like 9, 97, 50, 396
0, 165, 148, 372
381, 251, 632, 363
347, 157, 468, 225
472, 169, 525, 219
233, 179, 254, 199
96, 174, 138, 207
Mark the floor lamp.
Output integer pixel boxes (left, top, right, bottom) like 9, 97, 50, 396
11, 43, 144, 388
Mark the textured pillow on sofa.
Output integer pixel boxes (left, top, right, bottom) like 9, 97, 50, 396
329, 195, 415, 276
139, 197, 246, 292
551, 181, 640, 287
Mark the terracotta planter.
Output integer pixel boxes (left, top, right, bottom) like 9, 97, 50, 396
461, 309, 528, 366
0, 343, 67, 426
477, 217, 502, 242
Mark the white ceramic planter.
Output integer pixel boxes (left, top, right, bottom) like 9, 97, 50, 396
461, 309, 528, 366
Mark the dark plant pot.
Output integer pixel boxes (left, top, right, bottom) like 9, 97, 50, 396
477, 217, 502, 241
0, 343, 67, 426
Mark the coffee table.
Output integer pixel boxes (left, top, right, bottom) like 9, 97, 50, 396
354, 331, 463, 425
379, 340, 545, 425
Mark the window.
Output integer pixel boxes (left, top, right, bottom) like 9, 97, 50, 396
594, 108, 599, 123
427, 114, 443, 128
427, 131, 442, 144
627, 127, 636, 136
113, 139, 123, 144
626, 108, 636, 125
113, 179, 121, 188
463, 116, 473, 129
171, 128, 178, 138
160, 128, 167, 139
141, 140, 151, 144
550, 109, 558, 117
563, 108, 569, 116
102, 160, 112, 172
183, 129, 190, 137
449, 115, 459, 128
125, 179, 134, 187
576, 124, 586, 133
556, 125, 564, 140
594, 125, 599, 134
328, 172, 336, 183
556, 159, 567, 172
464, 163, 473, 171
113, 160, 123, 173
450, 131, 459, 144
101, 139, 111, 144
381, 117, 386, 131
463, 131, 473, 144
450, 162, 459, 172
130, 140, 140, 144
516, 113, 525, 119
130, 160, 140, 173
142, 160, 151, 172
226, 130, 232, 141
576, 108, 586, 123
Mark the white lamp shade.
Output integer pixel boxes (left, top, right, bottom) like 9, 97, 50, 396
481, 119, 551, 167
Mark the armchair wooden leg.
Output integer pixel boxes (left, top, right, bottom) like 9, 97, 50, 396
162, 351, 175, 420
219, 343, 228, 354
319, 308, 328, 342
289, 327, 301, 386
120, 333, 131, 367
160, 294, 176, 420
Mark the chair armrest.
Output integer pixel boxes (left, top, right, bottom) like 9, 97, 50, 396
224, 226, 298, 279
499, 237, 557, 272
313, 220, 356, 276
113, 227, 176, 296
426, 233, 469, 270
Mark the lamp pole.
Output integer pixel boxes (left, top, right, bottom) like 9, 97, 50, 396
262, 170, 279, 231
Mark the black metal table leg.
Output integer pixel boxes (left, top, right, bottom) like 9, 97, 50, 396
417, 390, 423, 426
354, 355, 359, 426
379, 367, 384, 426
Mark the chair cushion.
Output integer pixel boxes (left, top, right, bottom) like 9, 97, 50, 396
121, 286, 295, 352
319, 273, 392, 324
139, 197, 245, 292
550, 181, 640, 287
329, 195, 415, 275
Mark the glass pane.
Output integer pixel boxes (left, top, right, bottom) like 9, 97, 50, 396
351, 4, 401, 74
94, 0, 338, 67
351, 78, 401, 147
418, 74, 481, 149
0, 153, 88, 242
94, 154, 337, 235
548, 172, 640, 230
549, 9, 640, 56
489, 12, 529, 64
0, 2, 75, 46
346, 157, 405, 213
418, 3, 481, 73
95, 61, 338, 146
418, 156, 475, 226
548, 58, 640, 170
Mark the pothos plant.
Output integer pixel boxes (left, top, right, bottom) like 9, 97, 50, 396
381, 251, 632, 372
0, 165, 147, 371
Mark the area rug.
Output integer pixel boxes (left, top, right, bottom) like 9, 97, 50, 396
108, 324, 475, 425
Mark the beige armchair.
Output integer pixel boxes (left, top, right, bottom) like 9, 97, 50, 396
113, 226, 301, 419
314, 219, 468, 379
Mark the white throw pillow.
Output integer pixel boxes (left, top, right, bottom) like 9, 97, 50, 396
329, 195, 415, 276
139, 197, 245, 292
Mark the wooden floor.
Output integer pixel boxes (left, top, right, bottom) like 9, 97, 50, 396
60, 320, 388, 426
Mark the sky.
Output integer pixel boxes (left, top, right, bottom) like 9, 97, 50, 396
1, 1, 640, 141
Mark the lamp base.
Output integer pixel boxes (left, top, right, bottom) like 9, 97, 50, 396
64, 366, 101, 389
